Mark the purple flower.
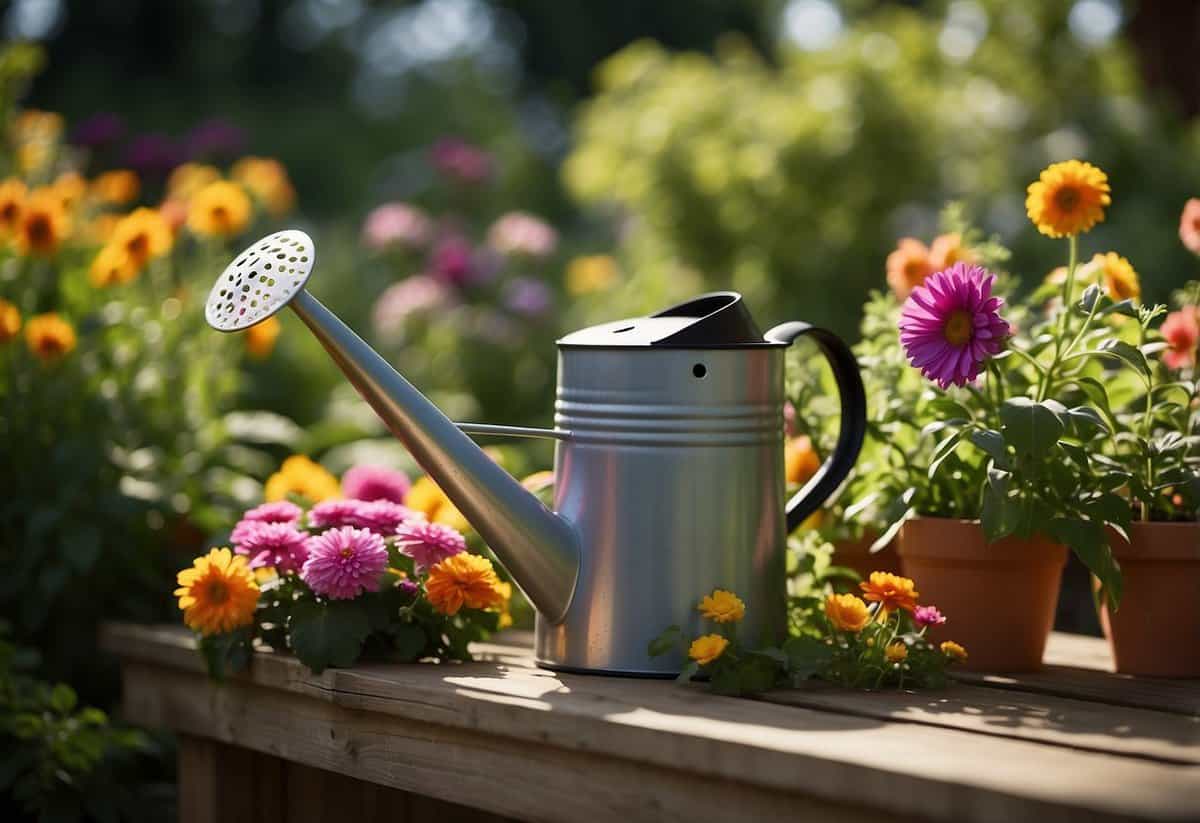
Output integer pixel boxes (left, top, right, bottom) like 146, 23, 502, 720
123, 133, 183, 177
487, 212, 557, 259
371, 275, 454, 339
71, 113, 125, 148
429, 137, 492, 185
234, 522, 310, 574
429, 236, 477, 286
395, 520, 466, 570
396, 578, 420, 598
301, 526, 389, 600
356, 500, 423, 533
899, 263, 1009, 389
184, 118, 247, 160
342, 465, 412, 503
914, 605, 947, 628
231, 501, 303, 545
503, 277, 552, 317
308, 498, 421, 533
362, 203, 433, 251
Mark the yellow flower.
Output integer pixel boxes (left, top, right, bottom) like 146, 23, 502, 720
1092, 252, 1140, 303
174, 548, 260, 636
859, 571, 920, 615
940, 640, 968, 662
88, 244, 139, 287
253, 566, 279, 585
0, 179, 27, 239
1026, 160, 1111, 238
91, 170, 140, 205
406, 475, 471, 530
263, 455, 340, 503
231, 156, 296, 217
495, 580, 514, 628
698, 589, 745, 623
13, 110, 63, 143
885, 642, 908, 663
111, 207, 173, 267
0, 299, 21, 342
187, 180, 252, 238
688, 634, 729, 666
243, 316, 281, 358
433, 501, 471, 532
785, 435, 820, 486
15, 188, 70, 257
929, 232, 977, 271
566, 255, 620, 295
885, 237, 933, 299
167, 163, 222, 200
52, 172, 87, 212
425, 553, 507, 616
824, 593, 871, 633
24, 313, 76, 362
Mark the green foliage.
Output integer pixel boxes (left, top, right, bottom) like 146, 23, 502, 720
0, 622, 156, 821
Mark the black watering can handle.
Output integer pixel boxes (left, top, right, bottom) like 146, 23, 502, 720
766, 322, 868, 533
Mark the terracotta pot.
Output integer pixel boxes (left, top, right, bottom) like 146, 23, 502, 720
897, 517, 1067, 672
831, 532, 901, 581
1099, 522, 1200, 678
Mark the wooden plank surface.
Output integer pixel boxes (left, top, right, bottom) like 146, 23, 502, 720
103, 624, 1200, 823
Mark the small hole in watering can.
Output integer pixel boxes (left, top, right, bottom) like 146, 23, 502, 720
611, 325, 635, 333
692, 363, 707, 379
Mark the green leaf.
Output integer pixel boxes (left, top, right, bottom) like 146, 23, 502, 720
1102, 299, 1138, 318
1097, 339, 1150, 378
1046, 518, 1122, 610
1076, 284, 1103, 314
928, 429, 968, 478
783, 635, 835, 680
289, 600, 371, 674
1000, 398, 1065, 457
675, 661, 699, 684
49, 683, 77, 714
1064, 405, 1109, 436
1073, 377, 1114, 420
390, 622, 427, 662
926, 397, 974, 422
647, 625, 681, 658
968, 429, 1010, 470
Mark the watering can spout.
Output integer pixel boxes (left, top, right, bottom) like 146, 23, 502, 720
289, 290, 580, 621
202, 229, 578, 622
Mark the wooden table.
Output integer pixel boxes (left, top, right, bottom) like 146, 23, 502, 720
102, 624, 1200, 823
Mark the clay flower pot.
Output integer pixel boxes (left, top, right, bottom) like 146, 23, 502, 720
1099, 522, 1200, 678
831, 532, 901, 581
897, 517, 1067, 672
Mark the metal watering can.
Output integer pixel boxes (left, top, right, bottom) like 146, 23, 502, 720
206, 230, 867, 675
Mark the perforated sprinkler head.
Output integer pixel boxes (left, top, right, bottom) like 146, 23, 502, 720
205, 229, 315, 332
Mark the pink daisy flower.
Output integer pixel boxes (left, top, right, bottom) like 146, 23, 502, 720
307, 499, 374, 530
342, 465, 411, 503
301, 526, 389, 600
395, 521, 466, 570
234, 522, 310, 574
899, 263, 1009, 388
913, 605, 946, 628
231, 500, 303, 545
356, 499, 423, 533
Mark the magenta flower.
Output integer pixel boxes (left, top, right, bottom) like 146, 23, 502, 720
231, 501, 303, 545
362, 203, 432, 251
914, 605, 946, 628
487, 212, 558, 259
357, 500, 423, 533
396, 578, 420, 598
308, 499, 374, 530
301, 526, 389, 600
395, 521, 466, 570
430, 236, 477, 286
234, 522, 310, 574
429, 137, 492, 185
342, 465, 411, 503
899, 263, 1009, 388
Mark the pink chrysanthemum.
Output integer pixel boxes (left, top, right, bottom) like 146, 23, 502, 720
395, 520, 466, 570
357, 499, 423, 533
300, 526, 388, 600
234, 522, 310, 574
913, 605, 947, 628
231, 500, 302, 545
307, 499, 373, 530
342, 465, 411, 503
899, 263, 1009, 388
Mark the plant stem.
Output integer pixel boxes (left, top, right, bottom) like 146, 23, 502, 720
1037, 235, 1078, 402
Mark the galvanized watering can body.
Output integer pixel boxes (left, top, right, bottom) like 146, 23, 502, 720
206, 232, 867, 676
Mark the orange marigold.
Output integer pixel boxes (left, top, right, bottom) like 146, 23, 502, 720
929, 232, 977, 271
244, 316, 281, 358
1025, 160, 1110, 238
859, 571, 919, 615
425, 553, 507, 616
187, 180, 252, 238
89, 244, 139, 287
91, 169, 141, 205
15, 188, 70, 257
0, 178, 27, 238
824, 593, 871, 633
886, 238, 933, 299
785, 435, 820, 486
0, 298, 21, 342
24, 313, 76, 362
111, 207, 172, 267
174, 548, 260, 636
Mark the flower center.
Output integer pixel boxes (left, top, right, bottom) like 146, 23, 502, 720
206, 580, 229, 604
943, 309, 974, 346
903, 260, 925, 281
340, 547, 354, 558
1054, 185, 1080, 213
27, 215, 52, 245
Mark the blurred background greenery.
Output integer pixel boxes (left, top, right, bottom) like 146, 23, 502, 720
2, 0, 1199, 817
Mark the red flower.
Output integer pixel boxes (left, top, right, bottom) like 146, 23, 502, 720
1162, 309, 1199, 370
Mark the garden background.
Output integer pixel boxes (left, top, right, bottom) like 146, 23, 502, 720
2, 0, 1199, 819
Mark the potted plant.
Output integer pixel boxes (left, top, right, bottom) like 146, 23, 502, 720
1091, 216, 1200, 677
831, 162, 1169, 671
